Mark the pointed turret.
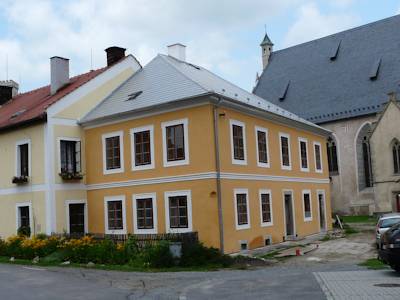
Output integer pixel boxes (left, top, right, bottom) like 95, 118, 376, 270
260, 32, 274, 70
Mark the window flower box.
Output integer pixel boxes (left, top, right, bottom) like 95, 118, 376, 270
59, 172, 84, 180
12, 175, 29, 184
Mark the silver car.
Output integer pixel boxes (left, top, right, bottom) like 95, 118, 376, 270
376, 213, 400, 248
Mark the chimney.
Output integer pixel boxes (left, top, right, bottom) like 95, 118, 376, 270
50, 56, 70, 95
167, 43, 186, 61
105, 46, 126, 66
0, 80, 19, 105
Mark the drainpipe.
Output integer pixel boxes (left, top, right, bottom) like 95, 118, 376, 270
213, 99, 224, 254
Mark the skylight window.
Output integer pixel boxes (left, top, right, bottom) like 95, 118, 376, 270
369, 58, 381, 80
329, 40, 341, 61
279, 80, 290, 101
10, 109, 26, 119
126, 91, 143, 101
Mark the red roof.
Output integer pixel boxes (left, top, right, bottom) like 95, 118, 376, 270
0, 67, 108, 131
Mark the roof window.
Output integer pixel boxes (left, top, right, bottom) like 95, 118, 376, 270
279, 80, 290, 101
369, 58, 381, 80
329, 40, 341, 61
126, 91, 143, 101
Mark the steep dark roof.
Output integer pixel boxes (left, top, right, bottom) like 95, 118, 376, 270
253, 14, 400, 124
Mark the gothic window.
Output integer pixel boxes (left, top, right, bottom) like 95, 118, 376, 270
392, 140, 400, 174
327, 136, 339, 174
356, 124, 373, 190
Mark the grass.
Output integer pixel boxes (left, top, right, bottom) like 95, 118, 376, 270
358, 258, 388, 270
0, 256, 226, 273
259, 250, 281, 259
341, 215, 377, 224
321, 235, 331, 242
343, 224, 359, 235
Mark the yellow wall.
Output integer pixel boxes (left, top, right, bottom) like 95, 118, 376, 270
84, 103, 331, 253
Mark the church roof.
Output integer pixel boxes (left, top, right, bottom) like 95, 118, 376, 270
253, 14, 400, 124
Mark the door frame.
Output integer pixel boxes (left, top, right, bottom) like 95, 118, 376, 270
317, 190, 327, 232
65, 200, 88, 234
282, 189, 296, 238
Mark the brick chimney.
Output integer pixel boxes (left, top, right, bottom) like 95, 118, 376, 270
50, 56, 70, 95
105, 46, 126, 66
0, 80, 19, 105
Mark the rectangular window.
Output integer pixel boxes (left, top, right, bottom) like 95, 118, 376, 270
234, 189, 250, 230
299, 138, 309, 171
17, 142, 29, 177
104, 196, 126, 234
230, 120, 247, 165
136, 198, 154, 229
314, 142, 322, 172
162, 119, 189, 167
131, 126, 154, 170
260, 190, 272, 226
256, 127, 269, 167
303, 191, 312, 221
19, 206, 30, 228
102, 131, 124, 174
60, 140, 81, 174
165, 190, 192, 233
280, 133, 291, 169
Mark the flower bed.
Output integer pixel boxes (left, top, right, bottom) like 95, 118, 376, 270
0, 234, 232, 269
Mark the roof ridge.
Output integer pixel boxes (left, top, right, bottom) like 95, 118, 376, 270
158, 54, 209, 93
272, 14, 400, 55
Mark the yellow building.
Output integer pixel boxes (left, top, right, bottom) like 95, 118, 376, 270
0, 47, 141, 238
81, 44, 332, 253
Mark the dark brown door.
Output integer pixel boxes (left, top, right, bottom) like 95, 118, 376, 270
284, 193, 294, 236
69, 204, 85, 234
396, 194, 400, 212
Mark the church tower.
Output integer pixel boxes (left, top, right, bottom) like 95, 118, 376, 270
260, 32, 273, 70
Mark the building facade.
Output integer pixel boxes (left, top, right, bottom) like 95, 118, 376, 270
81, 45, 332, 253
254, 15, 400, 215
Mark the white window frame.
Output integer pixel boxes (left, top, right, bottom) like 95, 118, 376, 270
279, 133, 292, 170
164, 190, 192, 233
57, 137, 81, 174
298, 137, 309, 172
255, 126, 270, 168
15, 202, 33, 233
259, 189, 273, 227
302, 189, 313, 222
132, 193, 158, 234
104, 195, 127, 234
234, 188, 251, 230
230, 119, 247, 165
313, 141, 323, 173
15, 139, 31, 177
102, 131, 124, 175
130, 125, 155, 171
161, 118, 189, 167
65, 199, 88, 234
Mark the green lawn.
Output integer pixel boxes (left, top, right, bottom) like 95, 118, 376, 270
341, 215, 377, 224
358, 258, 388, 270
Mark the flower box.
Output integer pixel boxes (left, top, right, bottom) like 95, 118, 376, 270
12, 176, 29, 184
59, 172, 84, 180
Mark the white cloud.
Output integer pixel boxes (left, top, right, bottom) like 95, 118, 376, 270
282, 2, 361, 48
0, 0, 298, 92
328, 0, 355, 8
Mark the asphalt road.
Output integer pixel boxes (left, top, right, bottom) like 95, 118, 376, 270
0, 262, 361, 300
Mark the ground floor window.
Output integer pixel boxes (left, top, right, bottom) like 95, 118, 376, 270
133, 193, 157, 234
104, 196, 126, 234
234, 189, 250, 230
259, 190, 272, 226
302, 190, 312, 221
16, 203, 31, 236
165, 191, 192, 233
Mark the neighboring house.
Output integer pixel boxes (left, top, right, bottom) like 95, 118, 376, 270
0, 47, 141, 238
254, 15, 400, 215
80, 44, 332, 254
370, 93, 400, 213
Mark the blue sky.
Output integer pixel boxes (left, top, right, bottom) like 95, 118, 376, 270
0, 0, 399, 93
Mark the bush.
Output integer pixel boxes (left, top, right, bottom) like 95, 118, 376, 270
141, 241, 174, 268
180, 242, 233, 267
17, 226, 31, 237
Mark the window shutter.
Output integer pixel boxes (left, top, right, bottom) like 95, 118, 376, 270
75, 141, 81, 173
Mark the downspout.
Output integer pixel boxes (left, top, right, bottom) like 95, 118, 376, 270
213, 99, 224, 253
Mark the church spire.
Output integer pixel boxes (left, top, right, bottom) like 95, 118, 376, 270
260, 32, 273, 70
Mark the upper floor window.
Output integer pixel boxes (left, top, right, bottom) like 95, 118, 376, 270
314, 142, 323, 173
298, 138, 309, 172
255, 126, 269, 167
162, 119, 189, 167
327, 136, 339, 175
279, 133, 291, 170
393, 140, 400, 174
234, 189, 250, 230
302, 190, 312, 221
102, 131, 124, 174
16, 140, 30, 178
230, 120, 247, 165
131, 126, 154, 171
60, 139, 81, 175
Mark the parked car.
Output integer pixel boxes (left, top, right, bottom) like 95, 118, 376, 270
378, 222, 400, 272
375, 213, 400, 248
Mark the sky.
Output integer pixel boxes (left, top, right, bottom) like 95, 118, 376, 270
0, 0, 399, 93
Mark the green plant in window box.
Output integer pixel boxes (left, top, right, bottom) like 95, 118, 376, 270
17, 226, 31, 237
12, 176, 29, 184
59, 172, 84, 180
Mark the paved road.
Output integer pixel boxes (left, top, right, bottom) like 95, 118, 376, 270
0, 262, 363, 300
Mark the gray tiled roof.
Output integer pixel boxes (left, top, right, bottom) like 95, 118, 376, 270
253, 15, 400, 124
81, 54, 321, 130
